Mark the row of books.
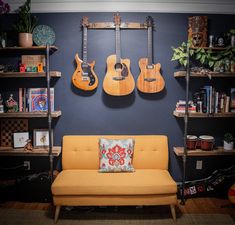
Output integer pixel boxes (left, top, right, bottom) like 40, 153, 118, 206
19, 88, 54, 112
175, 87, 235, 114
193, 86, 233, 114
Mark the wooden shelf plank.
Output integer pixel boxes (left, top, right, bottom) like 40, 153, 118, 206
174, 71, 235, 78
0, 46, 58, 55
0, 111, 62, 118
0, 146, 61, 156
0, 71, 61, 78
173, 111, 235, 118
190, 47, 227, 50
174, 146, 235, 156
88, 22, 147, 29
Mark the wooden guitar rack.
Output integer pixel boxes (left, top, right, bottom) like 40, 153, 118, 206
87, 22, 147, 30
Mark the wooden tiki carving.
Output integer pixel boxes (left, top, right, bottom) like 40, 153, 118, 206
188, 16, 207, 47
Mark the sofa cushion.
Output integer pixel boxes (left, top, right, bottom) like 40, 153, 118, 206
99, 138, 135, 172
51, 169, 177, 196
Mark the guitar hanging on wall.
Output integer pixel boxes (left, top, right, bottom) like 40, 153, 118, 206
72, 16, 98, 91
137, 16, 165, 93
103, 13, 135, 96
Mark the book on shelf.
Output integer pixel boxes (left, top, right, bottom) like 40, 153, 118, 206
28, 88, 54, 112
18, 88, 28, 112
175, 100, 196, 113
231, 88, 235, 109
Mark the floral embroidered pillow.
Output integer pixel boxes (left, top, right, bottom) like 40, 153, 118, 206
99, 138, 135, 172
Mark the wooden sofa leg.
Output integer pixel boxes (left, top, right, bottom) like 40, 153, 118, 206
170, 204, 176, 222
54, 205, 61, 223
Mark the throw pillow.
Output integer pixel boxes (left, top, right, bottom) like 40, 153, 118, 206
99, 138, 135, 172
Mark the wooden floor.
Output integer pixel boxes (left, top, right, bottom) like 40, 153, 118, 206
0, 198, 234, 220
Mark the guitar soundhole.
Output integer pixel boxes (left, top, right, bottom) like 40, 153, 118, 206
115, 63, 123, 71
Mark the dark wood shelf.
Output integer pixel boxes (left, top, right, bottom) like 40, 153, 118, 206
173, 111, 235, 118
174, 71, 235, 78
0, 71, 61, 78
0, 46, 58, 55
0, 111, 62, 118
174, 146, 235, 156
0, 146, 61, 156
190, 46, 227, 50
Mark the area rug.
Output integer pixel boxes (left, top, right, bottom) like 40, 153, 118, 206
0, 206, 234, 225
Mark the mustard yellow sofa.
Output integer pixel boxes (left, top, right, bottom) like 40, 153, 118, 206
51, 135, 177, 223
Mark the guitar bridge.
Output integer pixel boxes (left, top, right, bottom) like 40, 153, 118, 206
146, 65, 154, 69
82, 76, 89, 81
144, 78, 156, 82
113, 76, 125, 81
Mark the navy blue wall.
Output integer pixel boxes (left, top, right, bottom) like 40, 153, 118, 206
0, 13, 234, 182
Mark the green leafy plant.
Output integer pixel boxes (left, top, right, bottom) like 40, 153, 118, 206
13, 0, 37, 33
171, 40, 194, 68
224, 133, 234, 143
171, 37, 235, 70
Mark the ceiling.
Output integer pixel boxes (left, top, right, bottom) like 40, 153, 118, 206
6, 0, 235, 14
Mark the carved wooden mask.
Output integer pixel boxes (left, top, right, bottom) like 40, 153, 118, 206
188, 16, 207, 47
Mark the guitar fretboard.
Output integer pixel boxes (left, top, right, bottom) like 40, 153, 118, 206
115, 26, 121, 64
83, 26, 88, 64
147, 26, 153, 66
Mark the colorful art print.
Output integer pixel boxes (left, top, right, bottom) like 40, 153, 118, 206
13, 132, 29, 148
33, 129, 53, 148
29, 88, 54, 112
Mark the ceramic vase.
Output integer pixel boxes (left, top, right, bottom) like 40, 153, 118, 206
224, 141, 234, 151
19, 33, 33, 47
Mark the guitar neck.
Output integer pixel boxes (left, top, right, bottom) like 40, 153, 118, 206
147, 26, 153, 66
83, 26, 88, 64
115, 26, 121, 64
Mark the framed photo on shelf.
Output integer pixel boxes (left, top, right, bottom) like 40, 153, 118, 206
33, 129, 53, 148
13, 132, 29, 148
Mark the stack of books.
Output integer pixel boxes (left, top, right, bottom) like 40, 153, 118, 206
175, 100, 196, 113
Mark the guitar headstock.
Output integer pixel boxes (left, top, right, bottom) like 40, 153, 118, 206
146, 16, 154, 28
114, 12, 121, 27
81, 16, 89, 28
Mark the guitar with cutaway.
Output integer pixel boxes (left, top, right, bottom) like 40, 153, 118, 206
72, 16, 98, 91
103, 13, 135, 96
137, 16, 165, 93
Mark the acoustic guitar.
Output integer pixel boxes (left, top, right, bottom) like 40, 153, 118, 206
103, 13, 135, 96
137, 16, 165, 93
72, 16, 98, 91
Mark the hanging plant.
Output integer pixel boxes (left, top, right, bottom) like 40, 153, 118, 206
171, 34, 235, 71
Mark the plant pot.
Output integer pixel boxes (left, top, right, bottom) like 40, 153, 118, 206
224, 141, 234, 151
19, 33, 33, 47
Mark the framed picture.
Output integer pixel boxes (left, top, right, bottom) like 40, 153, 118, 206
13, 132, 29, 148
33, 129, 53, 148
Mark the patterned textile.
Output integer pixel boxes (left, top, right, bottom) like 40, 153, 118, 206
99, 138, 135, 172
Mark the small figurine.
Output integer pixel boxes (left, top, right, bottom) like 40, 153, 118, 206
37, 63, 44, 72
5, 94, 18, 112
24, 139, 33, 151
20, 63, 26, 72
0, 93, 4, 113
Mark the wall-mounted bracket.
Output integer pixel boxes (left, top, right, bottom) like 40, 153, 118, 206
88, 22, 147, 30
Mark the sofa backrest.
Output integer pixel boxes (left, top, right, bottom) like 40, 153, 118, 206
62, 135, 169, 170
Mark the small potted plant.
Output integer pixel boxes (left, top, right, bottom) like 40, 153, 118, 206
13, 0, 37, 47
223, 132, 234, 151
